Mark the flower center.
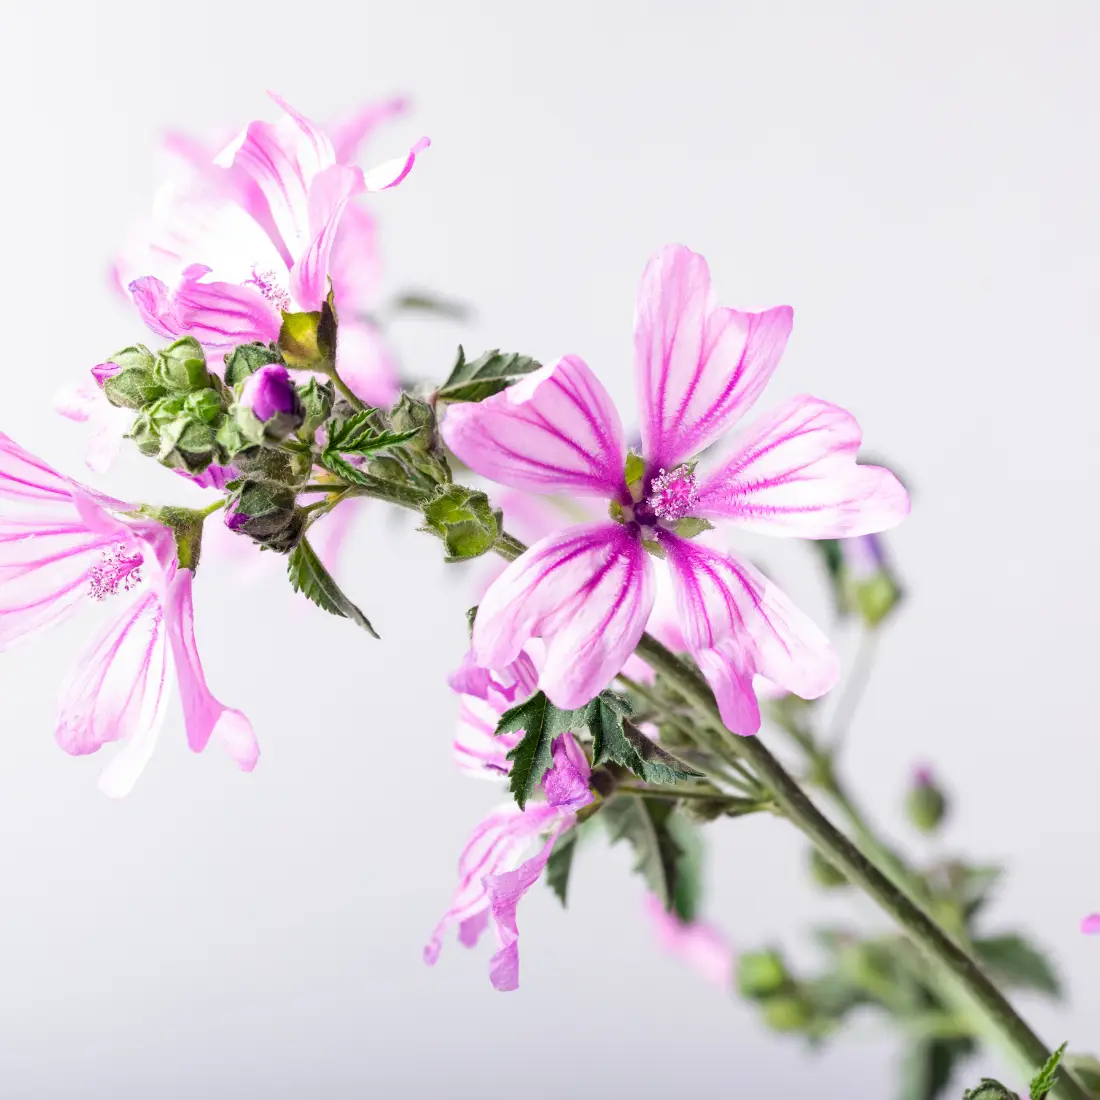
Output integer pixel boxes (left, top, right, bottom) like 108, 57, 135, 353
645, 466, 698, 522
88, 543, 144, 601
246, 267, 292, 312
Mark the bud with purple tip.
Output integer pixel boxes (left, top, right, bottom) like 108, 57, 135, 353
906, 764, 948, 834
96, 344, 167, 410
224, 479, 304, 553
235, 364, 305, 444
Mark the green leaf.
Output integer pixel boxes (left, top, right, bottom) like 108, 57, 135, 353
391, 291, 470, 320
320, 451, 378, 488
279, 299, 337, 369
1065, 1054, 1100, 1099
585, 691, 702, 785
673, 516, 714, 539
545, 828, 579, 907
437, 346, 542, 403
287, 536, 378, 638
421, 484, 502, 562
496, 692, 585, 810
973, 933, 1061, 997
602, 794, 684, 910
667, 812, 703, 923
1029, 1042, 1069, 1100
901, 1036, 976, 1100
961, 1078, 1019, 1100
324, 410, 420, 456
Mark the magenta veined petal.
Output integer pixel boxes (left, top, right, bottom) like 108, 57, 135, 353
542, 734, 594, 810
643, 894, 733, 989
172, 272, 282, 348
663, 534, 838, 734
329, 96, 409, 163
634, 244, 793, 471
442, 356, 628, 500
362, 136, 430, 192
164, 568, 259, 770
694, 395, 910, 537
327, 204, 382, 309
473, 523, 656, 710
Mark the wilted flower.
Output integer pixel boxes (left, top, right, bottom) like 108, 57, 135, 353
0, 432, 258, 795
443, 244, 909, 732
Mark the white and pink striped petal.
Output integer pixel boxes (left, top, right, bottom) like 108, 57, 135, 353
694, 395, 910, 537
442, 356, 627, 500
634, 244, 793, 471
473, 523, 655, 710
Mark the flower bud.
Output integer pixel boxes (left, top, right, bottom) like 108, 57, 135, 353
133, 390, 227, 474
962, 1081, 1019, 1100
761, 994, 814, 1033
297, 376, 336, 435
223, 341, 285, 386
420, 484, 501, 562
736, 949, 789, 999
91, 361, 121, 387
906, 765, 948, 834
390, 393, 451, 484
224, 480, 304, 552
841, 533, 902, 627
153, 336, 215, 393
97, 344, 168, 410
235, 364, 306, 444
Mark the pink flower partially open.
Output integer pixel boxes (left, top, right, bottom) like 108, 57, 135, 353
643, 894, 733, 989
0, 432, 258, 795
443, 245, 909, 732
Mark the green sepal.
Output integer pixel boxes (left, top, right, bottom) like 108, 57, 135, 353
436, 346, 541, 403
585, 690, 702, 785
132, 505, 206, 572
495, 691, 587, 810
153, 336, 215, 393
961, 1079, 1019, 1100
297, 376, 336, 435
279, 297, 337, 370
420, 484, 502, 562
102, 368, 167, 410
640, 537, 666, 559
224, 341, 285, 386
624, 451, 646, 494
287, 536, 378, 637
674, 517, 714, 539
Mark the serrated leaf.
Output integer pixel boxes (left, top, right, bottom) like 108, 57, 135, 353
901, 1036, 976, 1100
497, 691, 585, 810
602, 794, 684, 910
1029, 1042, 1069, 1100
325, 410, 421, 456
437, 346, 542, 403
319, 451, 377, 488
585, 691, 702, 785
545, 828, 579, 907
973, 933, 1061, 997
287, 536, 378, 637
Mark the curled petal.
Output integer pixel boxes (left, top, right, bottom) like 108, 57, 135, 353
442, 356, 627, 499
128, 276, 186, 340
694, 396, 910, 537
634, 244, 793, 470
473, 524, 655, 710
56, 591, 171, 798
362, 136, 430, 192
164, 569, 259, 770
330, 96, 409, 163
448, 645, 539, 708
643, 894, 733, 989
424, 802, 561, 968
663, 535, 838, 734
542, 734, 593, 810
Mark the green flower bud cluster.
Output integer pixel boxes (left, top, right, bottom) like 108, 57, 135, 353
736, 949, 817, 1034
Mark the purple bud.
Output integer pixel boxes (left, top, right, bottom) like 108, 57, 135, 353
839, 533, 886, 580
240, 364, 298, 423
91, 361, 122, 388
174, 464, 239, 491
912, 764, 934, 787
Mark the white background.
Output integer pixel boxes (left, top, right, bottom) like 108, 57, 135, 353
0, 2, 1096, 1096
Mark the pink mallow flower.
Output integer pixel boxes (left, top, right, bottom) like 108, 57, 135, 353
643, 893, 734, 989
426, 654, 591, 991
1081, 915, 1100, 935
0, 433, 258, 796
443, 244, 909, 733
120, 93, 427, 402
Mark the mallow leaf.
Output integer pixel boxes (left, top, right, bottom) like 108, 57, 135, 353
287, 536, 378, 638
496, 691, 585, 810
1029, 1042, 1069, 1100
325, 410, 420, 456
902, 1036, 976, 1100
437, 346, 542, 403
973, 933, 1061, 997
545, 828, 579, 907
601, 794, 685, 911
586, 690, 703, 785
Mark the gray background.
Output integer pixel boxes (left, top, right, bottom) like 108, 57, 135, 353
0, 1, 1097, 1096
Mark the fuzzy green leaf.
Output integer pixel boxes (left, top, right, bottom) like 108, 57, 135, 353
497, 692, 585, 810
287, 536, 378, 637
545, 828, 579, 907
601, 794, 684, 910
1029, 1042, 1069, 1100
586, 691, 703, 785
902, 1037, 976, 1100
421, 484, 502, 562
437, 346, 542, 403
973, 934, 1061, 997
324, 410, 421, 456
391, 291, 470, 320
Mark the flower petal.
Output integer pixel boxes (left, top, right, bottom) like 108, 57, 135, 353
334, 320, 400, 407
542, 734, 593, 810
328, 204, 381, 308
289, 164, 366, 311
362, 136, 430, 192
171, 272, 281, 348
1081, 914, 1100, 935
330, 96, 409, 163
643, 894, 733, 989
694, 395, 910, 537
442, 357, 627, 499
663, 535, 838, 734
216, 94, 335, 258
55, 591, 172, 798
634, 245, 793, 470
164, 568, 258, 770
473, 523, 655, 709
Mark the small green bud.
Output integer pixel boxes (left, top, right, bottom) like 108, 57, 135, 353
736, 950, 789, 999
127, 410, 163, 457
224, 480, 303, 552
808, 847, 849, 889
421, 484, 502, 562
230, 445, 298, 485
223, 341, 285, 386
962, 1080, 1019, 1100
103, 368, 167, 410
906, 766, 948, 834
389, 393, 435, 452
838, 941, 897, 992
157, 417, 221, 474
153, 336, 215, 393
297, 376, 336, 434
761, 995, 813, 1033
106, 345, 156, 373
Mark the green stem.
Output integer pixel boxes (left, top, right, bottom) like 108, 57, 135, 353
631, 632, 1084, 1100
